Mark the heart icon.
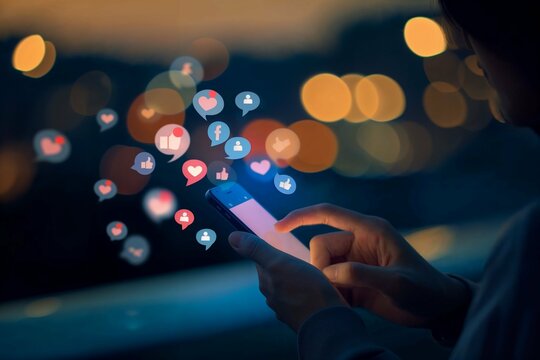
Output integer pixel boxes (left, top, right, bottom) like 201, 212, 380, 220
98, 185, 111, 195
250, 160, 271, 175
40, 138, 62, 156
187, 165, 203, 177
141, 108, 155, 119
100, 113, 115, 124
198, 96, 217, 111
148, 197, 172, 216
111, 227, 122, 236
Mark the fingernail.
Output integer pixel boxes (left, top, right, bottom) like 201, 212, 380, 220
323, 267, 336, 281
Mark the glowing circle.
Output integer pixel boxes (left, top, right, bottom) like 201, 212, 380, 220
301, 73, 352, 122
12, 34, 46, 72
288, 120, 338, 173
404, 17, 447, 57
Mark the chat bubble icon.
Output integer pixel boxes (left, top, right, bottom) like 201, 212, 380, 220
96, 108, 118, 132
131, 152, 156, 175
170, 56, 204, 84
193, 89, 224, 120
174, 209, 194, 230
33, 129, 71, 163
154, 124, 190, 163
224, 137, 251, 160
120, 235, 150, 266
235, 91, 260, 116
206, 160, 237, 186
274, 174, 297, 195
207, 121, 230, 146
196, 228, 217, 250
94, 179, 118, 202
182, 159, 207, 186
142, 188, 177, 223
106, 221, 128, 241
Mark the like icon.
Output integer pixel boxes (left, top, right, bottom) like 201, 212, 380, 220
182, 159, 207, 186
154, 124, 190, 162
131, 152, 156, 175
274, 174, 297, 195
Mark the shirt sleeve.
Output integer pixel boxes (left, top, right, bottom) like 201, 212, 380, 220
298, 306, 400, 360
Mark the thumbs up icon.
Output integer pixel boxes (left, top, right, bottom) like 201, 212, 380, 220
140, 157, 154, 170
279, 178, 292, 191
272, 137, 291, 153
216, 167, 229, 181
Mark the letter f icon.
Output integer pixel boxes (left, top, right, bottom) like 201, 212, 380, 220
214, 125, 222, 141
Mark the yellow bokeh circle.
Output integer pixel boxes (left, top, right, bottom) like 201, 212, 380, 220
404, 17, 447, 57
301, 73, 352, 122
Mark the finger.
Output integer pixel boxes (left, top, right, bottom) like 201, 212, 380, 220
323, 262, 396, 294
309, 231, 354, 270
275, 203, 370, 233
228, 231, 284, 268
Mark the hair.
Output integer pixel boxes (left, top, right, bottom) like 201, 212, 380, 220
438, 1, 539, 66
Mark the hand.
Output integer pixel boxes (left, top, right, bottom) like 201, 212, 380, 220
229, 231, 348, 331
275, 204, 470, 328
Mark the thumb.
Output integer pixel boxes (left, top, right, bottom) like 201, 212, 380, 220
146, 157, 152, 163
229, 231, 282, 267
323, 262, 396, 294
221, 168, 227, 173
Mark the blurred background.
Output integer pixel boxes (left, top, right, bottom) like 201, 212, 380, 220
1, 0, 539, 359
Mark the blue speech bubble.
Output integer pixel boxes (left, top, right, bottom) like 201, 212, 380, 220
94, 179, 118, 202
207, 121, 230, 146
120, 235, 150, 266
131, 152, 156, 175
106, 221, 128, 241
274, 174, 297, 195
235, 91, 260, 116
170, 56, 204, 84
224, 137, 251, 160
196, 228, 217, 250
33, 129, 71, 163
96, 108, 118, 132
193, 89, 224, 120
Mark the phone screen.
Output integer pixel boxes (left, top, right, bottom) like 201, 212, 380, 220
208, 184, 310, 262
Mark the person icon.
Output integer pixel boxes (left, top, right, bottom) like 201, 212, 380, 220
179, 212, 189, 222
233, 140, 243, 152
243, 94, 253, 105
200, 231, 211, 242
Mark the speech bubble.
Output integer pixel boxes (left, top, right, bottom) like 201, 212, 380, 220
33, 129, 71, 163
193, 89, 224, 120
94, 179, 118, 202
265, 128, 301, 161
182, 159, 207, 186
196, 228, 217, 250
224, 137, 251, 160
131, 152, 156, 175
106, 221, 128, 241
154, 124, 190, 163
274, 174, 297, 195
175, 209, 194, 230
206, 161, 237, 186
120, 235, 150, 266
96, 108, 118, 132
235, 91, 260, 116
207, 121, 230, 146
142, 188, 177, 223
170, 56, 204, 84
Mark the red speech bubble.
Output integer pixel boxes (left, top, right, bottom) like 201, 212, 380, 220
182, 159, 207, 186
174, 209, 194, 230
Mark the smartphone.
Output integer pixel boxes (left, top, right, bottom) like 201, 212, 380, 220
206, 182, 310, 262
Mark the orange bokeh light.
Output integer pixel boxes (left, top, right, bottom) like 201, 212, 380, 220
424, 82, 467, 128
288, 120, 338, 173
12, 34, 46, 72
356, 74, 405, 122
301, 73, 351, 122
404, 17, 446, 57
241, 118, 285, 161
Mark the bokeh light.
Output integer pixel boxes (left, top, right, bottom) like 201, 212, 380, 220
186, 38, 230, 81
423, 51, 461, 92
341, 74, 369, 123
265, 128, 301, 163
12, 34, 46, 72
0, 144, 35, 202
241, 118, 285, 161
127, 92, 185, 144
355, 74, 405, 122
331, 122, 370, 177
458, 60, 491, 100
301, 73, 351, 122
424, 82, 467, 128
288, 120, 338, 173
23, 41, 56, 78
145, 71, 196, 114
24, 297, 61, 318
70, 71, 112, 116
356, 122, 401, 165
404, 17, 446, 57
406, 225, 454, 260
399, 121, 433, 173
100, 145, 151, 195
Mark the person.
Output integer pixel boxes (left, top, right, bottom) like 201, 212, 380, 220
228, 1, 540, 359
